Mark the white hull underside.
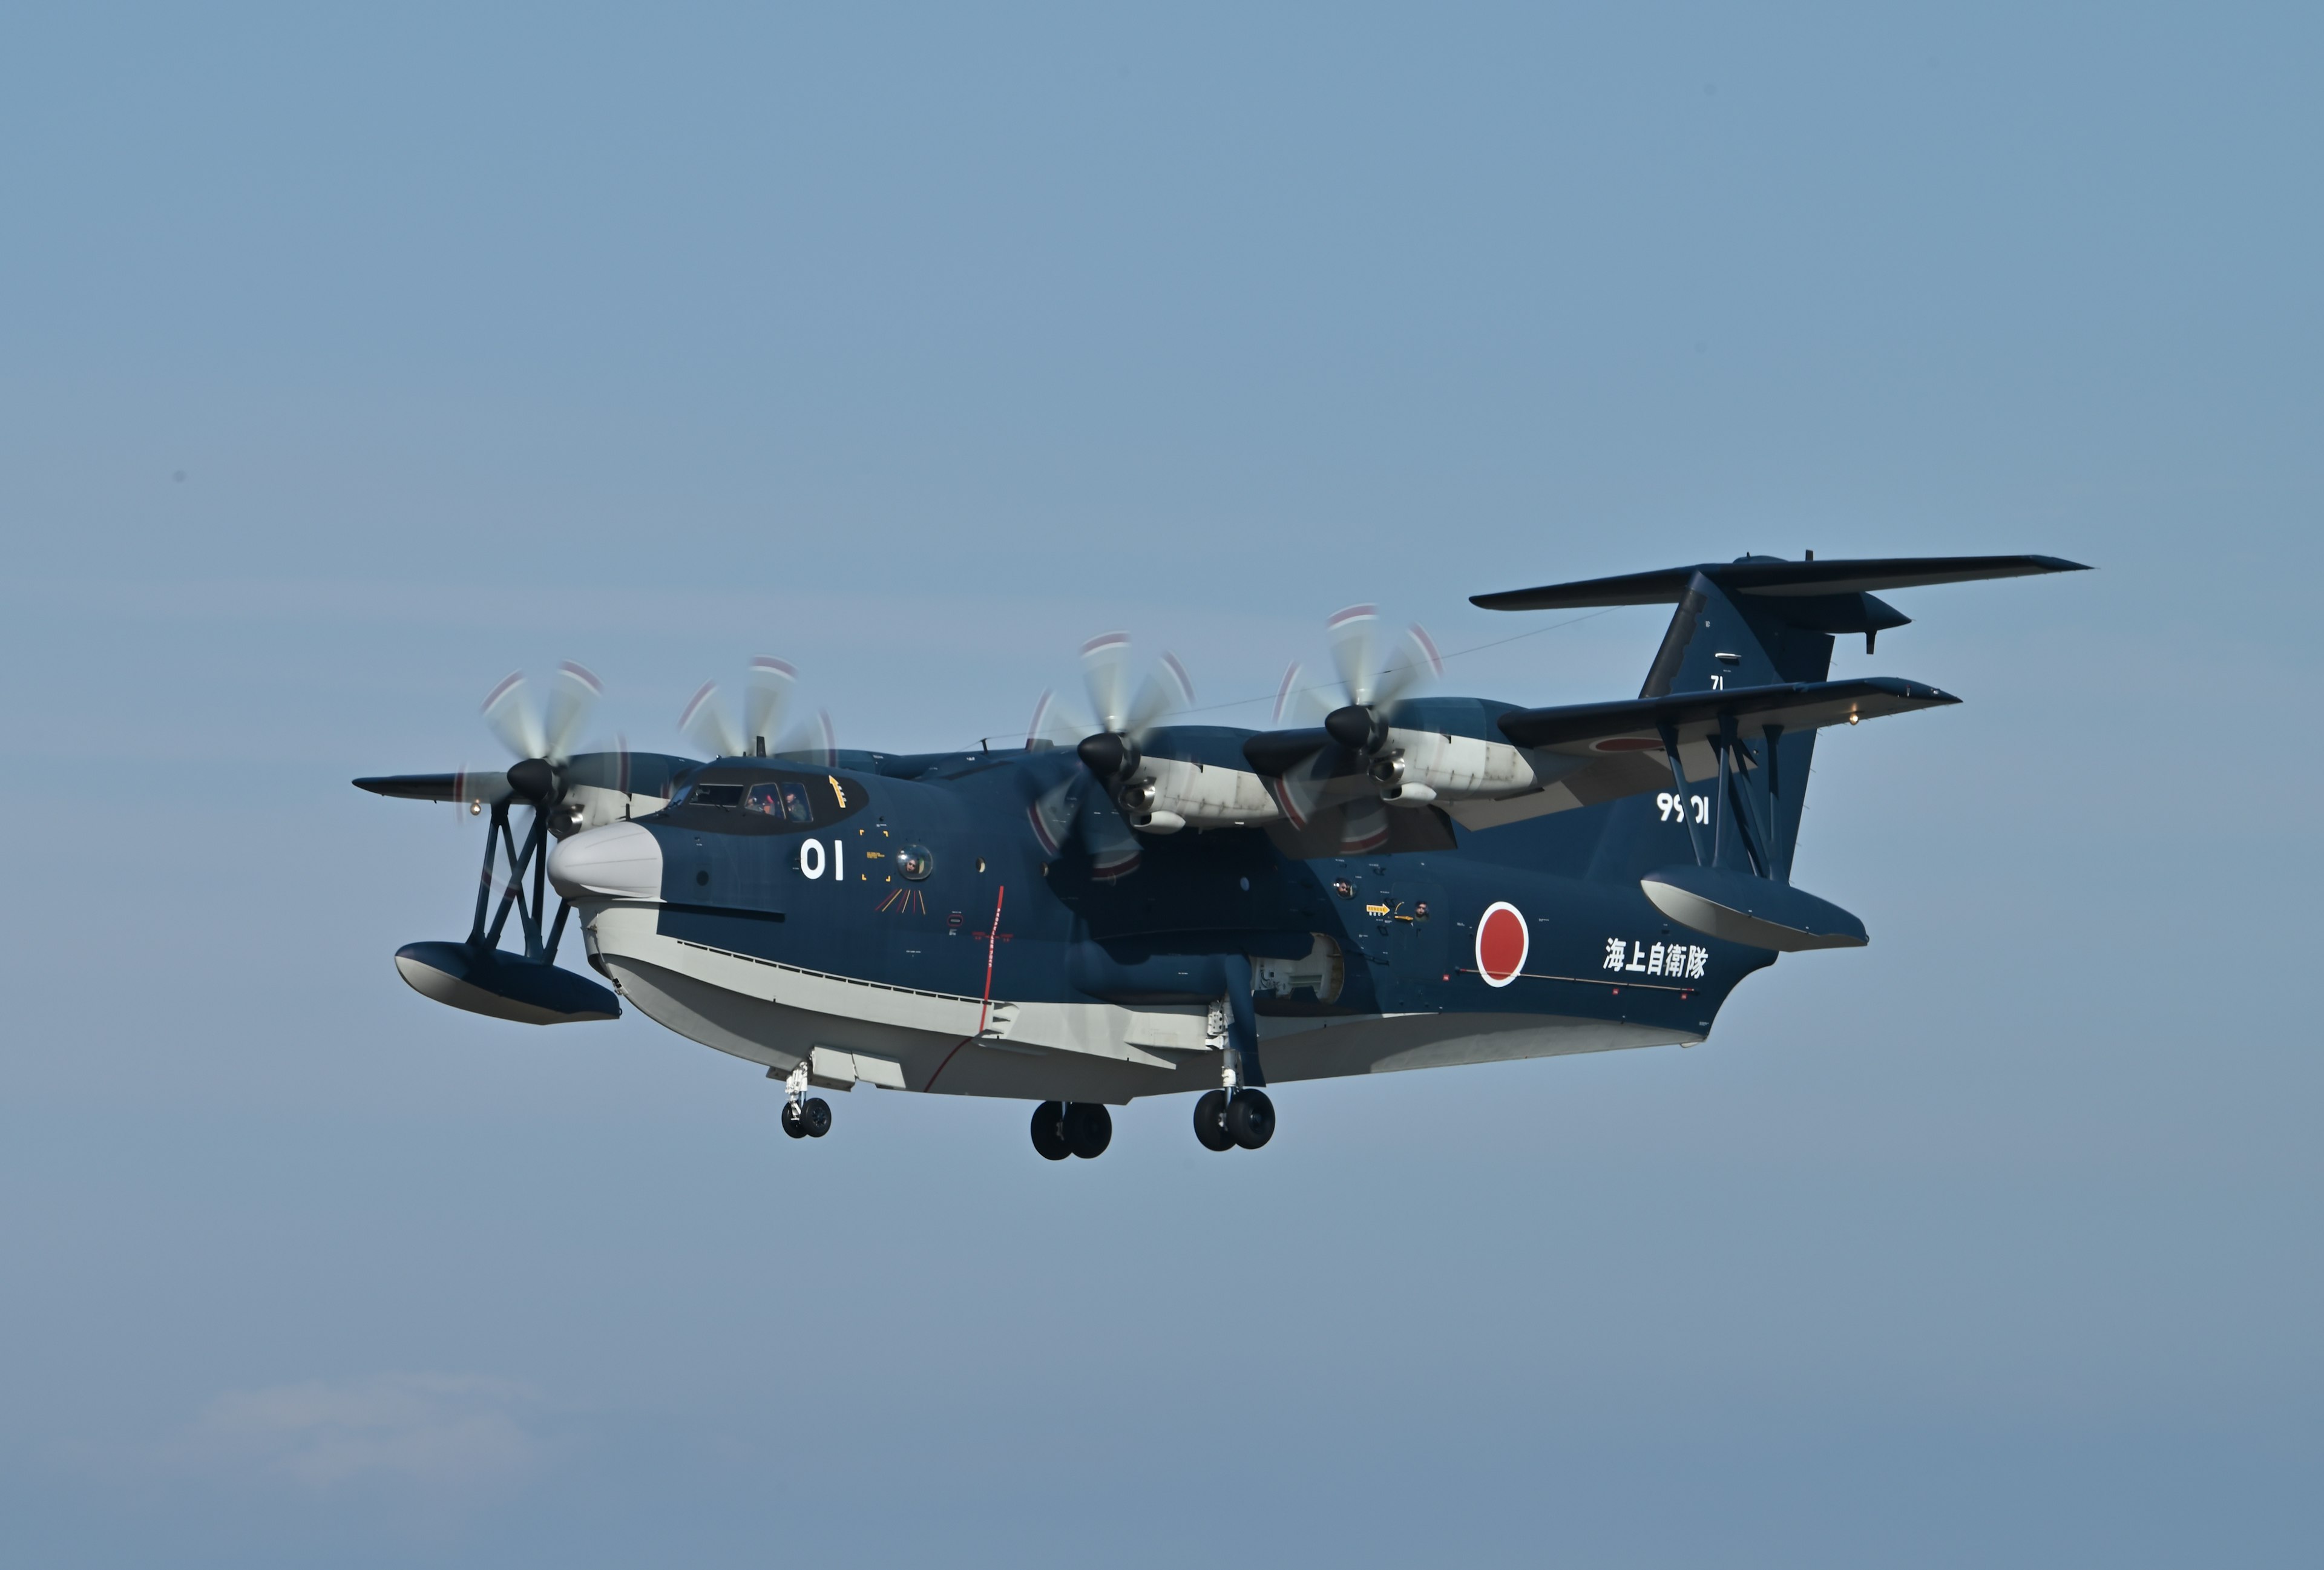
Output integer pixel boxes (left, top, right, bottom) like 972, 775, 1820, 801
582, 904, 1701, 1105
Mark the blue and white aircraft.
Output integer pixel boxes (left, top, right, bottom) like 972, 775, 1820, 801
358, 554, 2084, 1159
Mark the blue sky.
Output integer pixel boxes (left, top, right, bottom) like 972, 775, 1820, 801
2, 5, 2317, 1565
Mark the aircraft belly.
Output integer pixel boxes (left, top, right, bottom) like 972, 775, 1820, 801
584, 906, 1696, 1103
583, 903, 1212, 1103
1257, 1011, 1700, 1081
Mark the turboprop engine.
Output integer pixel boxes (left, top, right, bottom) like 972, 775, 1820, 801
1362, 728, 1544, 806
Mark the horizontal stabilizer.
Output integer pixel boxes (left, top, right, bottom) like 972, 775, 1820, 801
1497, 677, 1955, 752
1641, 865, 1868, 952
1472, 553, 2088, 611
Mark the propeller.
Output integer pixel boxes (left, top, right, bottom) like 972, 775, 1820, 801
678, 657, 836, 764
1321, 605, 1443, 754
1256, 608, 1441, 839
479, 662, 605, 804
1023, 634, 1195, 878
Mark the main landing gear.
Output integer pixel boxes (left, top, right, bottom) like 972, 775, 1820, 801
1192, 974, 1274, 1151
1031, 1101, 1112, 1161
777, 1060, 831, 1140
1193, 1088, 1274, 1152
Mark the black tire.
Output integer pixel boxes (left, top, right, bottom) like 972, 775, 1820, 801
1192, 1089, 1236, 1152
1064, 1102, 1113, 1159
1226, 1089, 1275, 1150
781, 1103, 808, 1139
801, 1097, 832, 1138
1030, 1100, 1072, 1161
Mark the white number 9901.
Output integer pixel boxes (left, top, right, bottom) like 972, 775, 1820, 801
1656, 792, 1710, 825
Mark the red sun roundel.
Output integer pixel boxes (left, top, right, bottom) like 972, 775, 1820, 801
1475, 901, 1529, 988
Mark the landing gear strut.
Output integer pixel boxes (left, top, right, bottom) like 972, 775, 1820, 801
1192, 964, 1274, 1151
1193, 1088, 1273, 1151
1031, 1100, 1112, 1160
777, 1060, 830, 1140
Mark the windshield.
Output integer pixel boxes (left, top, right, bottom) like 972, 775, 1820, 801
746, 781, 814, 824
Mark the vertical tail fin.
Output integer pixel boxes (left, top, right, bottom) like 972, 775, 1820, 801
1472, 554, 2087, 882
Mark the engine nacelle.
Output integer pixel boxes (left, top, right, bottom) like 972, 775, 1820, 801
1375, 729, 1543, 803
1129, 757, 1285, 830
1129, 809, 1187, 834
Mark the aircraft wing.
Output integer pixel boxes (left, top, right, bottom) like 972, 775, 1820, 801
353, 751, 701, 807
1496, 676, 1956, 752
1440, 677, 1955, 832
354, 772, 494, 803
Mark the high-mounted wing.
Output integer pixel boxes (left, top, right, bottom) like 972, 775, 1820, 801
354, 750, 697, 809
354, 772, 472, 803
1496, 676, 1955, 752
1430, 677, 1955, 832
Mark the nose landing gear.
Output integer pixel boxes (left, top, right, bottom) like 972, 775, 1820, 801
1031, 1100, 1112, 1160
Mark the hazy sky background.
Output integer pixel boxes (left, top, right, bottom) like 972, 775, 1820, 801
2, 5, 2317, 1565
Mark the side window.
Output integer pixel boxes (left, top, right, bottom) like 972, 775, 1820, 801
744, 783, 784, 817
780, 782, 813, 824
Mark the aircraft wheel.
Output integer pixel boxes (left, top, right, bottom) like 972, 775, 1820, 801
1192, 1089, 1235, 1152
1226, 1089, 1275, 1150
1065, 1102, 1112, 1159
781, 1102, 809, 1139
1030, 1100, 1072, 1161
801, 1097, 832, 1138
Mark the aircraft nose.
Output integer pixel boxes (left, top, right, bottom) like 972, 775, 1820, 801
548, 821, 664, 902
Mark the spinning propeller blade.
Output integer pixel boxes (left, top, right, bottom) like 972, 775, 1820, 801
679, 680, 744, 759
1324, 604, 1441, 722
743, 657, 798, 755
482, 661, 606, 769
1272, 662, 1333, 727
481, 672, 547, 762
1080, 632, 1134, 736
540, 662, 603, 764
680, 659, 832, 761
1326, 605, 1381, 709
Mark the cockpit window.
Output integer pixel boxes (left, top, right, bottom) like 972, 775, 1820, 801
686, 783, 745, 807
746, 781, 814, 824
